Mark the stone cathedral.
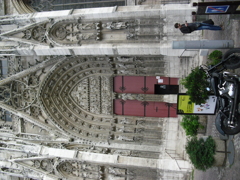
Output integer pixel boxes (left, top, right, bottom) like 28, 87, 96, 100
0, 1, 202, 180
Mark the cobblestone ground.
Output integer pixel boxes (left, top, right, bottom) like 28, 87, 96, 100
193, 1, 240, 180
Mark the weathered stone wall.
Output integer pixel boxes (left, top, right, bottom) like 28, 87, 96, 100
0, 1, 198, 179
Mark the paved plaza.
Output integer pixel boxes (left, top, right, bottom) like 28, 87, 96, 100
191, 1, 240, 180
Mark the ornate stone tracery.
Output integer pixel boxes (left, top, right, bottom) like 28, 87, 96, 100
3, 16, 165, 48
0, 54, 166, 149
22, 24, 47, 43
56, 160, 150, 180
0, 77, 39, 112
0, 58, 164, 176
0, 3, 197, 179
39, 56, 114, 141
38, 55, 165, 145
47, 19, 102, 46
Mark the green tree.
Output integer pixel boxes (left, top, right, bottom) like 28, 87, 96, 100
181, 67, 209, 105
181, 115, 204, 136
207, 50, 222, 65
186, 136, 216, 171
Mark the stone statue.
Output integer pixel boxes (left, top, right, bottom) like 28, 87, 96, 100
116, 56, 134, 62
104, 22, 128, 30
77, 23, 95, 30
119, 118, 134, 125
126, 33, 136, 39
109, 167, 126, 175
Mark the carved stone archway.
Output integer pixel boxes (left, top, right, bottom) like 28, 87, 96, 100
39, 56, 114, 142
11, 0, 36, 14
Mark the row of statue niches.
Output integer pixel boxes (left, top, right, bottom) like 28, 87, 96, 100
64, 117, 157, 127
76, 19, 162, 30
83, 125, 146, 134
58, 114, 160, 129
22, 21, 133, 42
75, 22, 128, 30
42, 56, 158, 74
52, 22, 136, 42
57, 161, 135, 179
56, 20, 141, 31
64, 126, 146, 141
56, 118, 161, 142
20, 19, 162, 43
32, 159, 132, 177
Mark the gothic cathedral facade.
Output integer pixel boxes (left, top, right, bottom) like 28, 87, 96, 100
0, 1, 201, 179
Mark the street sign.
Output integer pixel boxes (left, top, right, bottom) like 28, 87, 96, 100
177, 94, 217, 115
193, 2, 240, 15
205, 5, 229, 13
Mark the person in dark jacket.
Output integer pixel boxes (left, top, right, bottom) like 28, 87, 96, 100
174, 19, 222, 34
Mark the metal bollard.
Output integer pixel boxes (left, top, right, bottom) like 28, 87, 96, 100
172, 40, 234, 49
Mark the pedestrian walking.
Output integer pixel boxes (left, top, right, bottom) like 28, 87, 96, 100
174, 19, 223, 34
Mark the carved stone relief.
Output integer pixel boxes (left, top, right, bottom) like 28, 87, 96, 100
0, 55, 165, 147
39, 57, 114, 141
35, 55, 166, 145
103, 21, 128, 30
22, 24, 47, 43
48, 20, 102, 46
56, 160, 148, 180
5, 17, 165, 47
57, 161, 102, 179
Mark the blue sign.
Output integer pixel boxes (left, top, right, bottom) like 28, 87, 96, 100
206, 5, 229, 13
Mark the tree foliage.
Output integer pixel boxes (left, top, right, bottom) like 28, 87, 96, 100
207, 50, 223, 65
181, 67, 209, 105
186, 136, 216, 171
181, 115, 204, 136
